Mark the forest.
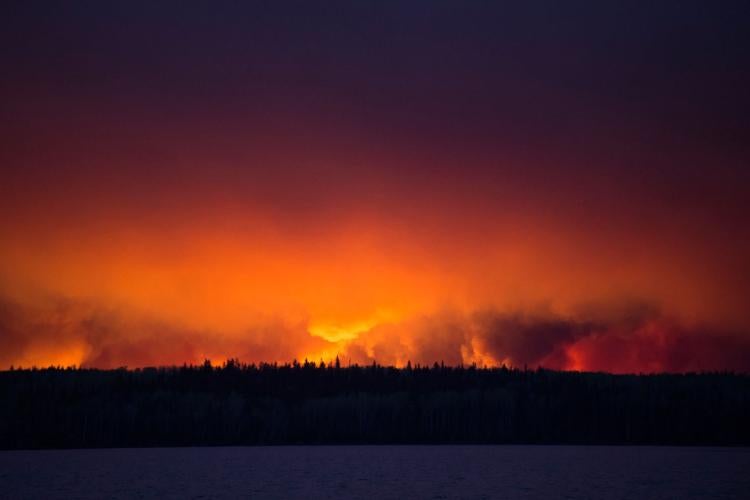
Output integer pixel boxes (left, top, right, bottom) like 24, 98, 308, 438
1, 360, 748, 449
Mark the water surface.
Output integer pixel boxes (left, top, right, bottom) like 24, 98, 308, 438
1, 445, 748, 499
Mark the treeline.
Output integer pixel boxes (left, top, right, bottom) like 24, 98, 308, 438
1, 360, 748, 449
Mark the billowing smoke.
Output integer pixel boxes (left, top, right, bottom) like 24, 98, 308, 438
2, 293, 749, 373
0, 294, 332, 369
340, 304, 750, 373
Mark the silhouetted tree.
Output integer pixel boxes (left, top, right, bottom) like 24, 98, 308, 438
0, 363, 747, 449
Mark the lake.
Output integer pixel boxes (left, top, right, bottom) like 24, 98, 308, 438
1, 445, 748, 499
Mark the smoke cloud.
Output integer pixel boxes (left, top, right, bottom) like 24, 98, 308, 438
2, 292, 749, 373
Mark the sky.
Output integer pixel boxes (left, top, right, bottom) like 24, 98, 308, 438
2, 1, 750, 372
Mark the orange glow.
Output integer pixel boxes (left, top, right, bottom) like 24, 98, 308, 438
1, 196, 749, 373
3, 0, 750, 375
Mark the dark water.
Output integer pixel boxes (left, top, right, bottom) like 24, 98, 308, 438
1, 445, 748, 499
